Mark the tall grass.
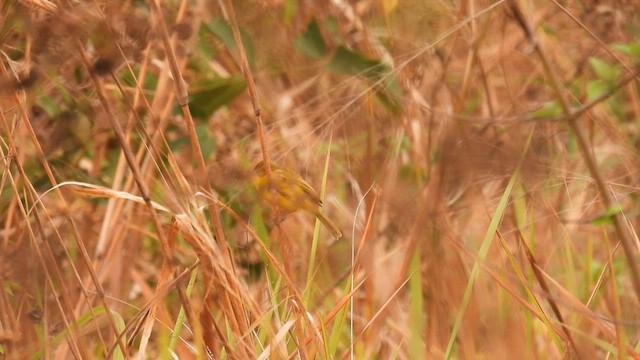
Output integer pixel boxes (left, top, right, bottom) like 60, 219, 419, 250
1, 0, 639, 358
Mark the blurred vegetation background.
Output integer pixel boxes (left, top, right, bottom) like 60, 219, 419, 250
1, 0, 640, 358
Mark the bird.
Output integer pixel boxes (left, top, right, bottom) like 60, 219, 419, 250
252, 161, 342, 239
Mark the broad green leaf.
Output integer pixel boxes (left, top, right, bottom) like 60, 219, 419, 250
529, 101, 563, 119
295, 19, 327, 59
588, 57, 621, 83
589, 204, 623, 226
328, 46, 386, 78
613, 39, 640, 65
196, 122, 216, 159
204, 18, 255, 66
325, 16, 339, 35
607, 96, 625, 121
374, 75, 403, 114
189, 75, 246, 118
328, 46, 402, 113
586, 80, 608, 101
196, 25, 218, 61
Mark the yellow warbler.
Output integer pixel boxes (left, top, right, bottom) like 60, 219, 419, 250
252, 161, 342, 239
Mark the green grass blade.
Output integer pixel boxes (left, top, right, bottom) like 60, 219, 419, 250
444, 129, 533, 358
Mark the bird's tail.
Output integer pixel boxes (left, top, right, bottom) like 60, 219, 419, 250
316, 211, 342, 239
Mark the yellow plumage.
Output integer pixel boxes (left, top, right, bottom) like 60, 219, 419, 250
253, 161, 342, 239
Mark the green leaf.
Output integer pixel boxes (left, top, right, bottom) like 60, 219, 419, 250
589, 204, 623, 226
30, 306, 108, 360
328, 46, 402, 113
613, 39, 640, 65
328, 46, 385, 77
196, 121, 216, 159
607, 96, 625, 121
111, 310, 126, 360
189, 75, 246, 118
283, 0, 298, 25
586, 80, 608, 101
204, 18, 255, 66
529, 101, 563, 119
409, 247, 426, 359
325, 16, 339, 35
295, 18, 327, 59
196, 25, 218, 60
588, 57, 621, 83
120, 66, 158, 90
374, 81, 403, 114
327, 278, 352, 356
35, 95, 61, 118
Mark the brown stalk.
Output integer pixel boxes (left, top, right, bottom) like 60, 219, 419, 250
104, 262, 201, 358
455, 226, 638, 355
220, 0, 272, 174
74, 43, 169, 358
217, 0, 288, 285
148, 0, 231, 257
0, 278, 19, 345
507, 0, 640, 304
175, 277, 208, 356
0, 57, 124, 357
513, 230, 581, 357
1, 170, 83, 357
213, 197, 330, 355
219, 0, 326, 355
147, 0, 256, 356
549, 0, 640, 84
603, 236, 627, 359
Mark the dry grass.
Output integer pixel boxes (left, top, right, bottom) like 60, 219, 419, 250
1, 0, 640, 359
